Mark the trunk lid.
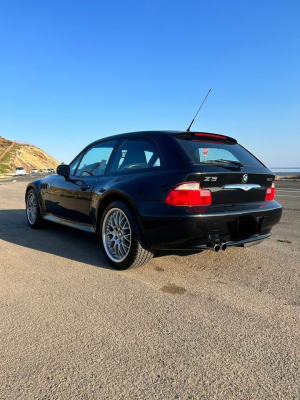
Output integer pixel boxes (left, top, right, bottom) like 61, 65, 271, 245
195, 165, 274, 204
173, 131, 275, 205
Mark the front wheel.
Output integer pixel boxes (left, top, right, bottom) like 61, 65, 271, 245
100, 201, 154, 270
26, 188, 44, 228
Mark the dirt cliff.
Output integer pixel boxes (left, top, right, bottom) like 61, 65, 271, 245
0, 136, 59, 174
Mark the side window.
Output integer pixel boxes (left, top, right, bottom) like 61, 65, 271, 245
109, 138, 162, 173
75, 140, 117, 177
69, 154, 82, 176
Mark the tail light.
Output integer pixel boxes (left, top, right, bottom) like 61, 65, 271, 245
163, 182, 211, 206
265, 181, 275, 201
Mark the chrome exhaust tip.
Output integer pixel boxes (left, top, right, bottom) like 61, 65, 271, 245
214, 244, 221, 252
220, 242, 227, 251
207, 242, 221, 252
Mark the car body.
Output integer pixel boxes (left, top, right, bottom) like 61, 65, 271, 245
25, 130, 282, 269
31, 168, 38, 173
42, 169, 50, 174
14, 167, 26, 176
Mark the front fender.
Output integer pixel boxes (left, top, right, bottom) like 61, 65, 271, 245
25, 176, 57, 212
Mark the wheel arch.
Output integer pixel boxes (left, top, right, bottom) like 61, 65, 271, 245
25, 183, 43, 211
25, 183, 38, 200
96, 191, 146, 238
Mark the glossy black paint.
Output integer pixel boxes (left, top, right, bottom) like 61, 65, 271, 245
57, 164, 70, 177
26, 131, 282, 250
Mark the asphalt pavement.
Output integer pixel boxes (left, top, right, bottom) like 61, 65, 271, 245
0, 173, 46, 183
0, 180, 299, 399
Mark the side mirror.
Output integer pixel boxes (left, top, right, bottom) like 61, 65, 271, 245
57, 165, 70, 177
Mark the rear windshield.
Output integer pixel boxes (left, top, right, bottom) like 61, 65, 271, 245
175, 137, 263, 167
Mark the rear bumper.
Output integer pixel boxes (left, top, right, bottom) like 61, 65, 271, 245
193, 233, 271, 250
136, 200, 282, 250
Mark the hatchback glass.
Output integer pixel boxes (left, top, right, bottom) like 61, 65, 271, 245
175, 134, 263, 167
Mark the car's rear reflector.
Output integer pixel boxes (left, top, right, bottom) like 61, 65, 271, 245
164, 182, 211, 206
265, 181, 275, 201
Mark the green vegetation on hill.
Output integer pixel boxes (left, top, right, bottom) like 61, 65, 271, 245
0, 136, 59, 174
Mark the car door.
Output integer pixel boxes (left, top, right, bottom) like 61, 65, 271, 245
47, 140, 117, 224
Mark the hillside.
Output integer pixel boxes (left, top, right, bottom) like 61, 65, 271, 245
0, 136, 59, 174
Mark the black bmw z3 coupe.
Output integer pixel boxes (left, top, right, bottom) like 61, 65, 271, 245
25, 131, 282, 270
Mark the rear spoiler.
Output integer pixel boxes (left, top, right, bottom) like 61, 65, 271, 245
174, 132, 237, 145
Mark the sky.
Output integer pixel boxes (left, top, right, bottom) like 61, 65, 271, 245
0, 0, 299, 167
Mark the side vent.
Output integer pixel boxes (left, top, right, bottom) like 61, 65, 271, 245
40, 183, 49, 190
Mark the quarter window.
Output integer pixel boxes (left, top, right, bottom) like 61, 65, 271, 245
75, 141, 117, 177
108, 138, 162, 172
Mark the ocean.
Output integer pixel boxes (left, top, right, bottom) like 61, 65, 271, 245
269, 168, 300, 177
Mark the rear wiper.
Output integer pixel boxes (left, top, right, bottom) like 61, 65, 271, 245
201, 159, 244, 168
215, 159, 244, 168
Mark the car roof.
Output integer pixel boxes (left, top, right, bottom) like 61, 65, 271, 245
85, 130, 237, 148
87, 130, 177, 144
68, 130, 238, 167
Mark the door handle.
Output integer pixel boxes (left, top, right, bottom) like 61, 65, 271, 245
80, 184, 90, 191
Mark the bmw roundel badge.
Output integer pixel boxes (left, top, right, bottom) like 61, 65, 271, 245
242, 174, 248, 183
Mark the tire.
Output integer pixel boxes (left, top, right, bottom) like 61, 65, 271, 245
100, 201, 154, 270
26, 188, 44, 229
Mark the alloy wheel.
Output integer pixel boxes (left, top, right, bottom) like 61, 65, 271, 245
27, 192, 38, 225
102, 208, 132, 262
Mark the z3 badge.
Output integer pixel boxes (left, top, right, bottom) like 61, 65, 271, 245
204, 177, 217, 181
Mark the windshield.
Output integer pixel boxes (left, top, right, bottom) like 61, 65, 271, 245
175, 138, 263, 167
